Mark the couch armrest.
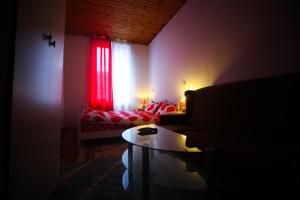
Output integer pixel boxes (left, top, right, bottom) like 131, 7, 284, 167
159, 112, 187, 125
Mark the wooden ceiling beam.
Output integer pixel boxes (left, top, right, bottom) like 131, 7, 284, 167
66, 0, 186, 45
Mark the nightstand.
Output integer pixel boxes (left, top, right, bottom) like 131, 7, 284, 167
161, 111, 185, 115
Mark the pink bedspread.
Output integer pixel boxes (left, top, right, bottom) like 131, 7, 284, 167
80, 109, 159, 132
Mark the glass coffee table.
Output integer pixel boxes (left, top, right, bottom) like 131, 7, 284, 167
122, 124, 208, 200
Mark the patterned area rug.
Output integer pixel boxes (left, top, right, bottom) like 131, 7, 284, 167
51, 128, 128, 200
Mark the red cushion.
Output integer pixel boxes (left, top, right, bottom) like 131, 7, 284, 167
145, 101, 162, 114
155, 102, 176, 115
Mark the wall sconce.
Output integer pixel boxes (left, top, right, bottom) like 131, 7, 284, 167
182, 79, 188, 93
43, 33, 56, 48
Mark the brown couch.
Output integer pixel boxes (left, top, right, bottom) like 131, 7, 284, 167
160, 72, 300, 199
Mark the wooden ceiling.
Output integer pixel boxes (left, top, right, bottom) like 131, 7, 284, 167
65, 0, 187, 45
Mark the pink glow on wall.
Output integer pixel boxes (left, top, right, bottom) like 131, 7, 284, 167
149, 0, 299, 103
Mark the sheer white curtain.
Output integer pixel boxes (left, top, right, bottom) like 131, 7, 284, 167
112, 41, 135, 111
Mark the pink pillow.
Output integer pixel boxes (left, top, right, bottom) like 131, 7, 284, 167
155, 102, 176, 115
145, 102, 161, 114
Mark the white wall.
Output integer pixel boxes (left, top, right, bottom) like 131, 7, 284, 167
149, 0, 299, 103
131, 44, 149, 107
63, 35, 149, 127
10, 0, 65, 199
63, 35, 90, 127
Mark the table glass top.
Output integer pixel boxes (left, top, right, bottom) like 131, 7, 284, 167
122, 124, 201, 153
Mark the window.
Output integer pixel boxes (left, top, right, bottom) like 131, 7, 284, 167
89, 39, 113, 110
89, 39, 135, 111
112, 41, 135, 111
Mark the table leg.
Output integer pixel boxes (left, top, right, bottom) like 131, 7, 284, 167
128, 144, 134, 196
142, 147, 149, 200
205, 147, 215, 193
128, 143, 133, 171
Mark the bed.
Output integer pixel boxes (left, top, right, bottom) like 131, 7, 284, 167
78, 102, 177, 145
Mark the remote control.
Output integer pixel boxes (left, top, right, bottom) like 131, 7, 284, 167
138, 128, 158, 135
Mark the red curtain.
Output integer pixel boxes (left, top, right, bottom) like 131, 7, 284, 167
89, 38, 113, 110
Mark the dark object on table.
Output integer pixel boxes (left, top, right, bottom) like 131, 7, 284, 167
137, 127, 157, 135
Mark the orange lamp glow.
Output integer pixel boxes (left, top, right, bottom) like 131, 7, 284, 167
180, 96, 186, 112
142, 99, 147, 109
